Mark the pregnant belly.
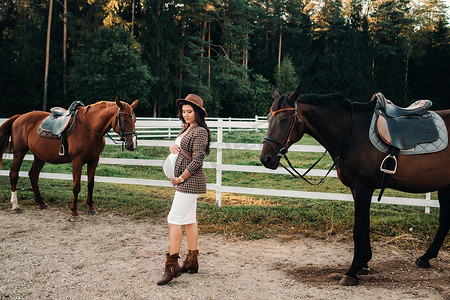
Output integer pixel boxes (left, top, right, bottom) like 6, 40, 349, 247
163, 153, 178, 178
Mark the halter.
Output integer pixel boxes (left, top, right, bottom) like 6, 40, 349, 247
264, 99, 354, 185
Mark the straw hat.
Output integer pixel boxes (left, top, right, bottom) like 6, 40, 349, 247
176, 94, 207, 117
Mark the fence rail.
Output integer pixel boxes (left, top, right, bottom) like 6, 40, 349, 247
0, 117, 438, 212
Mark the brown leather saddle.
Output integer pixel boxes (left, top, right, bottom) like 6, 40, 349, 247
373, 93, 438, 150
38, 101, 85, 156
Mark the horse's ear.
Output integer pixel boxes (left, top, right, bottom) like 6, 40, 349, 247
115, 97, 123, 108
131, 100, 138, 109
272, 86, 280, 100
288, 85, 301, 104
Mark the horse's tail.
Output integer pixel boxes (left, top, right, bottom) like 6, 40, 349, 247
0, 114, 21, 169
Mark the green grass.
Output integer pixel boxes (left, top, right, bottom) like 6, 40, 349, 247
0, 130, 447, 251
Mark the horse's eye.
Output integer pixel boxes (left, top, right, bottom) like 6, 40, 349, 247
280, 117, 289, 123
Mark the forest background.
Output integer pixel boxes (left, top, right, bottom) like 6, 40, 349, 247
0, 0, 449, 118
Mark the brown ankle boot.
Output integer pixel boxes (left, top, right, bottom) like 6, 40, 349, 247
156, 253, 182, 285
181, 250, 199, 274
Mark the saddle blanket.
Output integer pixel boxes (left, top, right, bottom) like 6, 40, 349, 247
369, 111, 448, 155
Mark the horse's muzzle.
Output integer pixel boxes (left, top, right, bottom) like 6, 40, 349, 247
260, 154, 279, 170
125, 135, 137, 151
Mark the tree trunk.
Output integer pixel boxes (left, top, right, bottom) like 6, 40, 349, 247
178, 8, 186, 99
43, 0, 53, 111
200, 18, 207, 84
243, 25, 248, 78
131, 0, 135, 35
278, 24, 282, 74
63, 0, 67, 102
265, 30, 268, 59
208, 22, 211, 88
404, 51, 409, 103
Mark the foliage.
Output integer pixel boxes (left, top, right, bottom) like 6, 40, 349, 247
248, 74, 273, 116
68, 26, 154, 106
0, 0, 449, 117
274, 56, 299, 94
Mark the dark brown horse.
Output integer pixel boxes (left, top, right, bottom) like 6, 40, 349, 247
260, 87, 449, 286
0, 98, 138, 221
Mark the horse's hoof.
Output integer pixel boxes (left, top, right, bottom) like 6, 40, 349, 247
339, 275, 359, 286
69, 216, 82, 222
11, 208, 22, 214
357, 267, 371, 275
88, 210, 97, 216
39, 203, 49, 210
415, 257, 430, 268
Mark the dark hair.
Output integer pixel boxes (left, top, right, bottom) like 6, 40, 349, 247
177, 101, 211, 155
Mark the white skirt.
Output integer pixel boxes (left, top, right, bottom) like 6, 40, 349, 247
167, 191, 200, 225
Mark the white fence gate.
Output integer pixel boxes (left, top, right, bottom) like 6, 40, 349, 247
0, 117, 438, 212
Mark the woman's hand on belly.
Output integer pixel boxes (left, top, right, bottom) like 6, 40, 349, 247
169, 144, 180, 154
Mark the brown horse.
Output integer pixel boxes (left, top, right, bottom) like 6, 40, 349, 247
0, 98, 138, 221
260, 87, 449, 286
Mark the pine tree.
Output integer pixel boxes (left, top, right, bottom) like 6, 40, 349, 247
274, 56, 299, 94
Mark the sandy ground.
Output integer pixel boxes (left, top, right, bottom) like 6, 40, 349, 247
0, 207, 448, 300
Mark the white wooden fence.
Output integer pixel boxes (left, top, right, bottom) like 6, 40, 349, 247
0, 117, 439, 212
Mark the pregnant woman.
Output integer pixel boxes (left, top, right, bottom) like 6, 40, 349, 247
157, 94, 211, 286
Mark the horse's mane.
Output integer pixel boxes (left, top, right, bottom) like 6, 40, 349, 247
84, 101, 115, 113
273, 93, 376, 113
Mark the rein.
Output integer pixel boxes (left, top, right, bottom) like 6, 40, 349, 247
264, 99, 354, 185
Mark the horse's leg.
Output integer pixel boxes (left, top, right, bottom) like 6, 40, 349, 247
415, 185, 450, 268
28, 156, 48, 209
69, 159, 83, 222
86, 158, 99, 215
9, 150, 27, 212
339, 181, 374, 286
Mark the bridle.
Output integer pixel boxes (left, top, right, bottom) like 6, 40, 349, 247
264, 101, 301, 155
112, 108, 137, 142
75, 106, 137, 149
264, 98, 354, 185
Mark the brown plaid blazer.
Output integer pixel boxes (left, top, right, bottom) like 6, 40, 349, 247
174, 125, 209, 194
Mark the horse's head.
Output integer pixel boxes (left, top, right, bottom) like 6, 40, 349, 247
260, 86, 304, 169
113, 97, 138, 151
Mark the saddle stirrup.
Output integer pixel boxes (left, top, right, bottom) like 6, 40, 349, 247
59, 143, 65, 156
380, 154, 397, 175
378, 148, 399, 202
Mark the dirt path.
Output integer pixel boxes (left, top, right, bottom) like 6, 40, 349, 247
0, 208, 448, 300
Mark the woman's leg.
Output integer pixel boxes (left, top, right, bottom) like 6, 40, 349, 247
169, 223, 183, 255
157, 223, 183, 285
185, 222, 198, 250
182, 222, 199, 274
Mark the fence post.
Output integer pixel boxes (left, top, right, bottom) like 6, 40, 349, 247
425, 193, 431, 214
216, 118, 223, 207
168, 117, 172, 138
